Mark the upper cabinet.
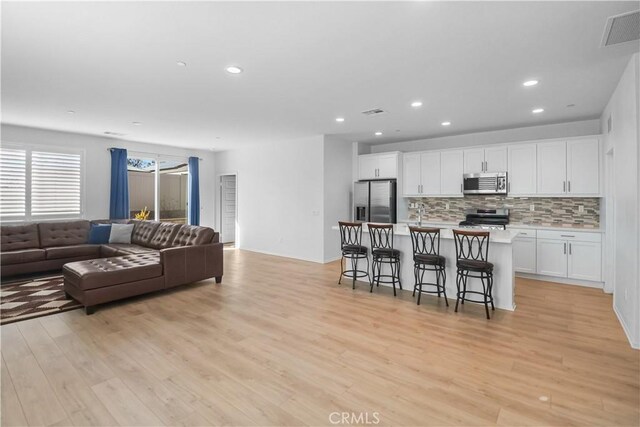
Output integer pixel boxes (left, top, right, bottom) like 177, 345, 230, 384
402, 152, 441, 196
440, 150, 464, 196
358, 152, 399, 180
463, 146, 507, 174
508, 144, 537, 195
537, 138, 600, 196
566, 138, 600, 195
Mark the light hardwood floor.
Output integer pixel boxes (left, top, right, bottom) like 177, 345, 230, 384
1, 249, 639, 426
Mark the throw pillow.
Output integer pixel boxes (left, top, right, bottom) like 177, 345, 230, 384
109, 223, 134, 244
88, 224, 112, 244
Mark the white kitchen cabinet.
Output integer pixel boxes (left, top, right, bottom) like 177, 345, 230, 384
377, 153, 399, 179
358, 153, 398, 180
463, 148, 485, 174
513, 235, 537, 273
463, 146, 507, 174
567, 240, 602, 281
535, 230, 602, 282
421, 152, 441, 195
508, 144, 537, 195
537, 238, 568, 277
567, 138, 600, 195
484, 146, 508, 173
440, 150, 464, 196
537, 141, 567, 195
402, 153, 421, 196
402, 152, 441, 196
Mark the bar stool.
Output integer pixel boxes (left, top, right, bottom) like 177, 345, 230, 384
452, 230, 494, 319
368, 224, 402, 296
409, 226, 447, 306
338, 221, 371, 289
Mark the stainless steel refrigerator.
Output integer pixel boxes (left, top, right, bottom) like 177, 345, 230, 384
353, 180, 397, 223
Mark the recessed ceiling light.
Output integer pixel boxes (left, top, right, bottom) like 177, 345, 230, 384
532, 108, 544, 114
176, 61, 187, 67
441, 121, 451, 126
375, 131, 382, 136
67, 110, 75, 115
226, 66, 243, 74
335, 117, 345, 122
132, 122, 142, 126
523, 80, 538, 87
411, 101, 423, 108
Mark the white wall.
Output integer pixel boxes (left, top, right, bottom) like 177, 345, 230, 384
323, 136, 353, 262
600, 54, 640, 349
214, 135, 325, 263
368, 119, 600, 153
0, 124, 216, 227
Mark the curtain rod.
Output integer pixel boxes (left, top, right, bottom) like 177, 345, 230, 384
107, 147, 202, 160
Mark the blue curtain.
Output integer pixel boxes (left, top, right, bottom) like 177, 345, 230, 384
109, 148, 130, 219
188, 156, 200, 225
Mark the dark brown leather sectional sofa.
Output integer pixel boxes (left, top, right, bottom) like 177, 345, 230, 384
1, 220, 223, 314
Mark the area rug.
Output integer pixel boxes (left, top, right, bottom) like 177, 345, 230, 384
1, 275, 81, 325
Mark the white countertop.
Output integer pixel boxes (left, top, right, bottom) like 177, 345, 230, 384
398, 219, 604, 233
334, 223, 518, 244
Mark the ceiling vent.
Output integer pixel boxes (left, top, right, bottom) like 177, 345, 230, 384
601, 10, 639, 47
361, 108, 387, 117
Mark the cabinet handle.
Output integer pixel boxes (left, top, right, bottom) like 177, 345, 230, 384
508, 182, 511, 193
568, 181, 571, 192
481, 161, 484, 172
560, 235, 575, 238
564, 243, 566, 254
460, 183, 463, 193
563, 181, 566, 192
569, 243, 572, 255
485, 160, 488, 171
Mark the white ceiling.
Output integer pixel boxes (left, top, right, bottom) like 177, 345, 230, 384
2, 1, 638, 150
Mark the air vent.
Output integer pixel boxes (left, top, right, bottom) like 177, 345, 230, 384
601, 10, 639, 47
361, 108, 387, 116
104, 131, 126, 137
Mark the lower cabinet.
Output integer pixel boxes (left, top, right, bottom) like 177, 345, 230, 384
534, 230, 602, 282
513, 235, 536, 273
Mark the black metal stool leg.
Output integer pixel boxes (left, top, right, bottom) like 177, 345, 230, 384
350, 256, 357, 290
481, 272, 490, 319
412, 264, 417, 298
338, 256, 344, 284
441, 268, 449, 307
454, 269, 462, 312
390, 260, 397, 296
417, 266, 423, 305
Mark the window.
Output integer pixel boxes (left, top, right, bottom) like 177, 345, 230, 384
0, 145, 84, 221
127, 154, 188, 224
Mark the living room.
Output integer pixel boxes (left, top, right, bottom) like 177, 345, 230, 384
1, 1, 639, 426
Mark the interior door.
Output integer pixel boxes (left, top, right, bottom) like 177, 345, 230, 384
220, 175, 236, 243
463, 148, 485, 174
537, 141, 567, 195
567, 138, 600, 195
420, 152, 441, 195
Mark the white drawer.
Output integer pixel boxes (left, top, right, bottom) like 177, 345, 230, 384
537, 230, 602, 242
510, 228, 537, 238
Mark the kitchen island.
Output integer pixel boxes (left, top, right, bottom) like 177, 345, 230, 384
334, 223, 519, 311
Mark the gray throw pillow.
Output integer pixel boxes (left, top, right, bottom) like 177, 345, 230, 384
109, 223, 134, 244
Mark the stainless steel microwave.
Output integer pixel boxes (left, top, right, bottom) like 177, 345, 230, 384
463, 172, 508, 195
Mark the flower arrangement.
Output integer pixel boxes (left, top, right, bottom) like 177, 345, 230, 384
134, 207, 150, 220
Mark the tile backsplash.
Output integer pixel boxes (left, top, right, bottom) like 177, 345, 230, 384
407, 196, 600, 228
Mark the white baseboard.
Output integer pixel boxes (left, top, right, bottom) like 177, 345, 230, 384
613, 303, 640, 349
239, 247, 325, 264
516, 272, 604, 289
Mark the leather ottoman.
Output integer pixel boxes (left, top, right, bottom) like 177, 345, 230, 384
63, 253, 165, 314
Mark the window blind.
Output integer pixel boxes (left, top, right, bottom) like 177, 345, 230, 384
31, 151, 82, 216
0, 147, 27, 218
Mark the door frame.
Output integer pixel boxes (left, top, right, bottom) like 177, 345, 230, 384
217, 172, 238, 245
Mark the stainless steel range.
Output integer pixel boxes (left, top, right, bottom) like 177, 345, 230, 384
458, 208, 510, 230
